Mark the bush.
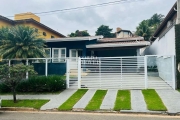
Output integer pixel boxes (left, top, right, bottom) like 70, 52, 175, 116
16, 75, 66, 93
0, 83, 11, 93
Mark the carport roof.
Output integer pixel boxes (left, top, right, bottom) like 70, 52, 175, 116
86, 40, 150, 48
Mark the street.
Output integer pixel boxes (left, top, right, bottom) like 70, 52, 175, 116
0, 111, 180, 120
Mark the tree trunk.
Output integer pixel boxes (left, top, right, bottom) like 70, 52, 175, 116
12, 87, 17, 103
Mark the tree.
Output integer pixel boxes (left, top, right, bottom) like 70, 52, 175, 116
0, 64, 36, 102
95, 25, 115, 38
68, 30, 90, 37
135, 13, 164, 41
135, 20, 152, 41
0, 25, 46, 59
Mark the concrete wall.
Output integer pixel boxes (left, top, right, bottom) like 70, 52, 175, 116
141, 26, 175, 56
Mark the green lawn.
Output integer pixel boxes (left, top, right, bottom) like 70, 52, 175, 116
1, 99, 49, 109
114, 90, 131, 111
85, 90, 107, 111
58, 89, 88, 111
142, 89, 167, 111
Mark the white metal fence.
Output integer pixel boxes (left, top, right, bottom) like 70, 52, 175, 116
0, 55, 176, 90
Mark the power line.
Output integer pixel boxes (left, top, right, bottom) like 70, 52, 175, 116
6, 0, 145, 18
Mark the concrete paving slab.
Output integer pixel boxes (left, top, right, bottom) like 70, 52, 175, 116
100, 89, 117, 110
40, 89, 77, 110
1, 95, 55, 100
131, 90, 147, 112
73, 89, 96, 109
156, 90, 180, 113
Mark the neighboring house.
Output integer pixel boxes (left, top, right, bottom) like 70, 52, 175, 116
116, 27, 133, 38
0, 12, 65, 39
141, 1, 180, 88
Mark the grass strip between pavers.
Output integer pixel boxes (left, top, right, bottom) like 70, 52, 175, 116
142, 89, 167, 111
114, 90, 131, 111
85, 90, 107, 111
58, 89, 88, 111
1, 99, 49, 109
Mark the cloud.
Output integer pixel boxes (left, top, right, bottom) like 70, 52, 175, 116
0, 0, 177, 36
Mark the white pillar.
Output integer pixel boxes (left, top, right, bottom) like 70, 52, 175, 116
172, 56, 176, 90
78, 57, 81, 89
8, 60, 11, 66
45, 58, 48, 76
66, 59, 70, 88
26, 59, 28, 79
144, 56, 148, 89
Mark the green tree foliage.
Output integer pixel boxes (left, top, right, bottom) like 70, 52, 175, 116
68, 30, 90, 37
0, 64, 36, 102
95, 25, 115, 38
0, 25, 46, 59
135, 13, 164, 41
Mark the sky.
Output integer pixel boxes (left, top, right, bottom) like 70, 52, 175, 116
0, 0, 177, 36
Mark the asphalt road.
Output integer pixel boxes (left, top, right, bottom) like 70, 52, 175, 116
0, 111, 180, 120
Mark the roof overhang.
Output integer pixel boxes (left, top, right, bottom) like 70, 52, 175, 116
86, 41, 150, 49
98, 37, 144, 42
46, 36, 103, 42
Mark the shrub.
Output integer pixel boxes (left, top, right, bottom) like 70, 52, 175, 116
0, 83, 11, 93
16, 75, 66, 93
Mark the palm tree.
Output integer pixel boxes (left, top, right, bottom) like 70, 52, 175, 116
0, 25, 46, 59
135, 20, 152, 41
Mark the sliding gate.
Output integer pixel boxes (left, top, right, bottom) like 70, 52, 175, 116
80, 57, 146, 89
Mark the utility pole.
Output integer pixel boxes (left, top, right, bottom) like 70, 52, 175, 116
177, 0, 180, 24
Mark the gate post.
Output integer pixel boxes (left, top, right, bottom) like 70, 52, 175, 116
78, 57, 81, 89
172, 56, 176, 90
26, 59, 29, 79
144, 56, 148, 89
66, 59, 70, 88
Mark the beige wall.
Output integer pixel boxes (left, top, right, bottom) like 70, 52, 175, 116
0, 20, 13, 27
117, 31, 133, 38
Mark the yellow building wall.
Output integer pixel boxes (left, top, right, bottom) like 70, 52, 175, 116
16, 22, 62, 39
0, 20, 13, 28
14, 13, 40, 22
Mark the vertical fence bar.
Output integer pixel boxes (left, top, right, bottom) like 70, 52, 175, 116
26, 59, 28, 79
45, 58, 48, 76
78, 57, 81, 89
99, 58, 101, 89
66, 59, 70, 88
172, 56, 176, 90
144, 56, 148, 89
120, 58, 122, 89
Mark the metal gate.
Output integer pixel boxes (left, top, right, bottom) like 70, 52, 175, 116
66, 56, 175, 90
80, 57, 146, 89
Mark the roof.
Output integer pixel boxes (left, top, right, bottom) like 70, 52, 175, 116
0, 15, 15, 24
98, 37, 144, 42
150, 2, 177, 41
15, 19, 65, 37
46, 36, 103, 42
86, 41, 150, 49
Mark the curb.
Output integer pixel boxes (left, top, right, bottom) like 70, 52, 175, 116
1, 107, 180, 116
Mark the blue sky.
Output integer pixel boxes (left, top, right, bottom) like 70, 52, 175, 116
0, 0, 177, 36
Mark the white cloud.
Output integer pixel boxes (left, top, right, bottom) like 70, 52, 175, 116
0, 0, 177, 36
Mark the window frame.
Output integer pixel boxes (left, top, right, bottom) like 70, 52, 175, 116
52, 48, 66, 63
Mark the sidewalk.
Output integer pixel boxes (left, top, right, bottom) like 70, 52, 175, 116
1, 89, 180, 114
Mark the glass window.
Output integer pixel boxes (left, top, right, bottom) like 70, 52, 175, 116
52, 48, 66, 62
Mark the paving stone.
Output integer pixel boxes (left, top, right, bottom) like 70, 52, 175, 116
73, 89, 96, 109
156, 90, 180, 113
131, 90, 147, 112
100, 89, 117, 110
40, 89, 77, 110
